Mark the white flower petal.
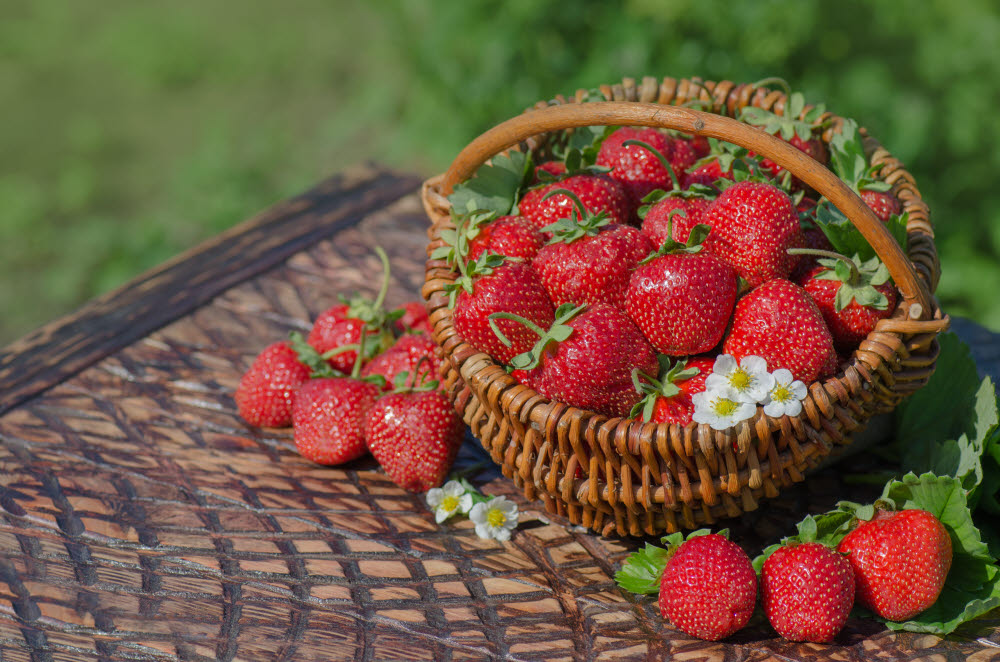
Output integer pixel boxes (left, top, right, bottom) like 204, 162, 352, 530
493, 527, 512, 542
740, 355, 769, 375
771, 368, 794, 384
458, 493, 474, 514
442, 480, 466, 498
425, 488, 444, 508
783, 399, 803, 417
790, 380, 808, 400
713, 354, 737, 374
469, 502, 488, 525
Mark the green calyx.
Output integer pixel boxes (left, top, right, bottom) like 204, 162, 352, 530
637, 185, 714, 220
790, 248, 892, 311
544, 124, 614, 176
629, 356, 704, 421
289, 331, 345, 379
539, 188, 611, 243
739, 78, 827, 142
827, 118, 892, 195
430, 208, 497, 270
488, 302, 585, 371
442, 250, 511, 307
389, 355, 440, 393
639, 220, 711, 265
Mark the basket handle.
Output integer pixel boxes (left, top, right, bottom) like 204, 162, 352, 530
440, 101, 933, 319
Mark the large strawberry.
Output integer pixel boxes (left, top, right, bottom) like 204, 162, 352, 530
631, 356, 715, 425
532, 190, 653, 308
836, 508, 952, 621
451, 257, 555, 365
760, 542, 855, 643
466, 214, 544, 263
518, 173, 630, 232
626, 225, 738, 356
362, 334, 443, 392
392, 300, 432, 336
702, 181, 803, 287
366, 386, 465, 492
292, 376, 380, 465
497, 303, 658, 417
723, 278, 836, 384
640, 190, 714, 247
658, 533, 758, 641
596, 127, 678, 208
235, 340, 313, 427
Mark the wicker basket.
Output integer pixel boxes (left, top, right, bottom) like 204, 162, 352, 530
420, 76, 949, 537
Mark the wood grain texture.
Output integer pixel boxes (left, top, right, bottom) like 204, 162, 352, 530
0, 175, 997, 660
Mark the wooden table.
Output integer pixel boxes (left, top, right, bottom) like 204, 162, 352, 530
1, 166, 998, 661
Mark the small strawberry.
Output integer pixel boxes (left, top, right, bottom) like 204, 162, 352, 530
466, 214, 544, 263
533, 160, 567, 181
626, 225, 738, 356
836, 508, 952, 622
702, 181, 803, 287
795, 251, 898, 349
235, 340, 313, 427
518, 173, 630, 232
362, 334, 442, 392
631, 356, 715, 425
366, 384, 465, 492
761, 542, 855, 643
292, 377, 380, 465
723, 279, 836, 384
392, 301, 432, 336
495, 303, 659, 417
827, 117, 903, 224
596, 127, 678, 209
640, 189, 714, 246
860, 189, 902, 223
532, 189, 653, 308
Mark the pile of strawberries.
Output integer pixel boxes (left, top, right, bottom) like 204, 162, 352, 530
618, 507, 952, 643
438, 96, 905, 427
234, 248, 464, 492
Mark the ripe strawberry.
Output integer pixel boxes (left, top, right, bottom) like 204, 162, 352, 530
640, 192, 714, 246
533, 160, 567, 181
362, 334, 442, 392
292, 377, 380, 465
836, 508, 952, 621
755, 133, 829, 186
596, 127, 678, 210
235, 341, 312, 427
452, 258, 555, 365
658, 533, 757, 641
798, 253, 898, 349
366, 388, 465, 492
626, 226, 738, 356
506, 303, 658, 417
761, 542, 855, 643
860, 189, 902, 223
518, 174, 630, 232
632, 356, 715, 425
466, 214, 544, 263
307, 304, 394, 372
683, 158, 733, 189
723, 279, 836, 384
532, 191, 653, 309
392, 301, 432, 335
702, 181, 803, 287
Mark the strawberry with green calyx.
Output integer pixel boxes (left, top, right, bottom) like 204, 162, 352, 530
490, 302, 658, 417
626, 223, 738, 356
630, 355, 714, 425
616, 529, 757, 641
639, 186, 715, 246
366, 367, 465, 493
532, 189, 654, 308
827, 118, 903, 223
391, 301, 432, 336
517, 173, 630, 233
307, 246, 398, 373
596, 127, 679, 211
362, 333, 443, 392
790, 248, 898, 349
683, 138, 769, 190
431, 208, 543, 269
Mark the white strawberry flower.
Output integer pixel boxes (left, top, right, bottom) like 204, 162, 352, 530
692, 386, 758, 431
425, 480, 473, 524
705, 354, 774, 404
762, 369, 808, 418
469, 496, 519, 541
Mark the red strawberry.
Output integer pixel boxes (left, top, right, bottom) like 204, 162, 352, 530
702, 181, 803, 287
626, 226, 738, 356
860, 189, 902, 223
509, 303, 659, 417
307, 304, 394, 372
641, 193, 713, 246
532, 191, 653, 308
452, 258, 555, 365
723, 279, 836, 384
466, 214, 544, 263
235, 341, 312, 427
392, 301, 432, 335
362, 334, 442, 392
533, 160, 567, 181
683, 158, 733, 189
798, 253, 898, 349
596, 127, 678, 210
668, 136, 699, 174
756, 133, 829, 187
518, 174, 630, 232
632, 356, 714, 425
761, 542, 855, 643
366, 388, 465, 492
658, 533, 757, 641
836, 508, 952, 622
292, 377, 380, 465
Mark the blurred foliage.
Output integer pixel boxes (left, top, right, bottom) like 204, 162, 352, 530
1, 0, 998, 343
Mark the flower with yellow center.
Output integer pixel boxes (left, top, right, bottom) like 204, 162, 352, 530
425, 480, 473, 524
692, 386, 757, 431
469, 496, 519, 541
762, 369, 808, 418
705, 354, 774, 403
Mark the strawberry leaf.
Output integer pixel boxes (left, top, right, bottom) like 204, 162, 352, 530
614, 543, 670, 595
448, 150, 531, 216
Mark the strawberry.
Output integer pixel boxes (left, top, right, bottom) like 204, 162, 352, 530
658, 533, 757, 641
755, 133, 829, 186
796, 252, 898, 349
723, 279, 836, 384
702, 181, 803, 287
466, 214, 544, 263
827, 118, 903, 224
626, 225, 738, 356
392, 301, 432, 335
532, 190, 653, 308
640, 190, 714, 246
760, 542, 855, 643
683, 158, 732, 189
836, 508, 952, 621
235, 340, 312, 427
533, 160, 567, 181
499, 303, 658, 417
631, 356, 714, 425
366, 387, 465, 492
596, 127, 679, 210
451, 257, 555, 365
860, 189, 902, 223
362, 334, 442, 392
292, 377, 380, 465
518, 173, 630, 232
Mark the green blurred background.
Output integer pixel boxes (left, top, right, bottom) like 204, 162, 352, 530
2, 0, 998, 344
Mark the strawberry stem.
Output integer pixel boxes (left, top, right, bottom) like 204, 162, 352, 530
372, 246, 391, 313
488, 303, 585, 370
621, 139, 681, 191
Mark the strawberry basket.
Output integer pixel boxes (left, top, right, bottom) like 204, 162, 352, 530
420, 76, 949, 537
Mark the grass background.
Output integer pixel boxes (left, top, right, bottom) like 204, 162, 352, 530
2, 1, 999, 344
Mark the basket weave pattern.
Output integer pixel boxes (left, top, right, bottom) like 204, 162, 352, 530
421, 76, 949, 537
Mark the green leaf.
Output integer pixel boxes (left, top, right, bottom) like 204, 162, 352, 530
814, 200, 877, 262
614, 543, 669, 595
448, 150, 530, 217
883, 571, 1000, 634
751, 510, 855, 572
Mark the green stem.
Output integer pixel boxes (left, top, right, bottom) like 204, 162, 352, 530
752, 76, 792, 98
622, 139, 681, 191
488, 311, 547, 348
350, 327, 366, 379
541, 187, 588, 221
372, 246, 391, 313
